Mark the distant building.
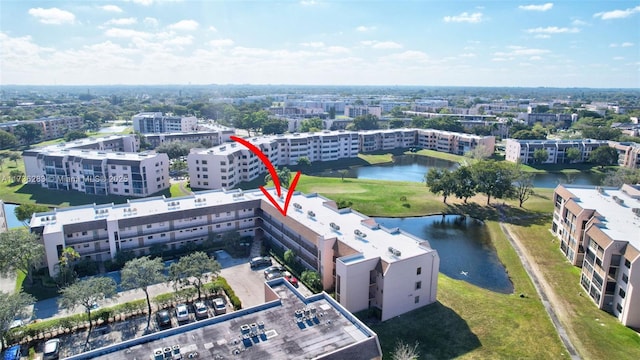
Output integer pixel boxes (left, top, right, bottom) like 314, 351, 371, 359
516, 112, 575, 126
551, 184, 640, 327
132, 112, 198, 134
609, 141, 640, 169
344, 105, 382, 118
0, 116, 84, 142
22, 135, 169, 197
505, 139, 609, 165
189, 129, 495, 190
403, 110, 497, 122
143, 130, 234, 148
31, 188, 439, 322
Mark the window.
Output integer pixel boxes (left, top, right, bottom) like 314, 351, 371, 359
146, 224, 152, 229
202, 160, 207, 165
623, 274, 629, 283
161, 233, 166, 237
619, 288, 626, 298
617, 303, 623, 312
415, 281, 422, 290
202, 167, 208, 171
414, 296, 420, 304
203, 174, 208, 179
196, 160, 199, 164
416, 267, 422, 275
82, 231, 87, 236
147, 236, 152, 239
625, 259, 631, 268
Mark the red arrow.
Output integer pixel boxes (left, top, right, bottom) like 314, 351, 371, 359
231, 136, 301, 217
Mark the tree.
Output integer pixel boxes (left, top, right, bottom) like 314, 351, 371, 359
13, 124, 42, 145
471, 160, 516, 205
300, 118, 323, 132
425, 168, 456, 203
59, 277, 117, 349
565, 147, 582, 163
328, 107, 336, 119
0, 229, 44, 285
170, 160, 188, 175
391, 340, 420, 360
8, 152, 20, 166
466, 144, 493, 160
64, 129, 88, 142
330, 169, 346, 182
351, 114, 380, 130
512, 165, 534, 207
262, 119, 287, 135
168, 252, 221, 300
388, 119, 405, 129
0, 291, 35, 350
8, 170, 23, 184
56, 247, 80, 287
0, 130, 17, 150
297, 156, 311, 167
532, 148, 549, 164
0, 156, 3, 171
264, 167, 292, 188
121, 257, 166, 331
14, 204, 50, 226
589, 146, 619, 169
300, 270, 322, 291
601, 168, 640, 187
284, 249, 296, 266
452, 166, 476, 203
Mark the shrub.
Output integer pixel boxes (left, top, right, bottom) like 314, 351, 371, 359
214, 277, 242, 310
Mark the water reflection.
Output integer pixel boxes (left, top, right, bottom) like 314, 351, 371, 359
376, 215, 514, 294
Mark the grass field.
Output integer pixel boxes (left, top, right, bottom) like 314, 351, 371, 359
295, 174, 640, 359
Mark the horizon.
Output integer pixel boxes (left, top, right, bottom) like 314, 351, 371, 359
1, 1, 639, 88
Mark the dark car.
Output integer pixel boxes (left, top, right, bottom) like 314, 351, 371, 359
156, 309, 172, 329
3, 345, 20, 360
250, 256, 272, 269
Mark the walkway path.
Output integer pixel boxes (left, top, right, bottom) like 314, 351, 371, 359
498, 207, 580, 360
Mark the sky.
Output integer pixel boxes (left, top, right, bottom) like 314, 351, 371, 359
1, 0, 639, 88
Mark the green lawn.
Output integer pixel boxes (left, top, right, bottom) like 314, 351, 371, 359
295, 174, 640, 359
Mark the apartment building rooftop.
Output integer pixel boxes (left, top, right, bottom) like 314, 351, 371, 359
29, 135, 135, 151
559, 184, 640, 247
73, 280, 381, 360
29, 148, 157, 161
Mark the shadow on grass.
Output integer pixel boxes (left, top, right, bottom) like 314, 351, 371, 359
445, 202, 551, 227
360, 301, 481, 359
14, 184, 172, 207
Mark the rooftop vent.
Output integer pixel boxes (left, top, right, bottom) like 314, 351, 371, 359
597, 186, 604, 194
388, 247, 401, 257
329, 222, 340, 231
632, 208, 640, 216
293, 203, 302, 210
307, 210, 315, 218
612, 196, 625, 205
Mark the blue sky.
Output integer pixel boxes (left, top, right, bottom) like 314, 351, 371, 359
1, 0, 639, 88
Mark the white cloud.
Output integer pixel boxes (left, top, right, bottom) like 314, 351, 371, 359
28, 7, 75, 25
361, 41, 402, 49
130, 0, 154, 5
594, 6, 640, 20
356, 25, 376, 32
621, 42, 634, 47
494, 46, 550, 58
208, 26, 218, 32
105, 28, 154, 39
534, 34, 551, 39
529, 56, 542, 61
571, 19, 588, 26
165, 35, 193, 47
613, 56, 625, 60
143, 17, 159, 27
168, 20, 199, 31
443, 12, 483, 23
209, 39, 234, 47
526, 26, 580, 34
105, 18, 137, 26
301, 41, 325, 48
300, 0, 318, 5
383, 50, 430, 62
100, 5, 123, 13
459, 53, 477, 58
519, 3, 553, 11
326, 46, 350, 54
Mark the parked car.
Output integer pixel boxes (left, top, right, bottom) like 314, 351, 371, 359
263, 265, 285, 277
176, 304, 190, 323
3, 345, 20, 360
212, 298, 227, 315
156, 309, 172, 329
265, 271, 283, 281
43, 339, 60, 360
250, 256, 272, 269
284, 272, 299, 287
194, 302, 209, 320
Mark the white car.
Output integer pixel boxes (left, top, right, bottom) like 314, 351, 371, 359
43, 338, 60, 360
212, 298, 226, 315
175, 304, 189, 323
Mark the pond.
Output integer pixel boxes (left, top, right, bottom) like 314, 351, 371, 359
313, 154, 603, 188
375, 215, 514, 294
2, 203, 23, 229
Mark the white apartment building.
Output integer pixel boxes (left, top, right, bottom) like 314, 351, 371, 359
31, 188, 439, 321
552, 184, 640, 327
189, 129, 495, 190
505, 139, 610, 165
0, 200, 7, 233
132, 112, 198, 134
344, 105, 382, 118
143, 129, 234, 148
22, 135, 169, 197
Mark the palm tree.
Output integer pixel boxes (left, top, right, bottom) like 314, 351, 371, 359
264, 167, 292, 187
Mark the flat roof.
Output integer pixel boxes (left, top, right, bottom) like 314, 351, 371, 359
78, 281, 380, 360
32, 188, 435, 262
563, 185, 640, 247
32, 148, 161, 161
34, 135, 134, 150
